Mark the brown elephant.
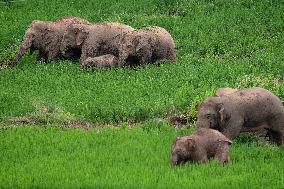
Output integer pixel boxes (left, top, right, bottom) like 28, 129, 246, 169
10, 16, 90, 67
171, 128, 232, 166
60, 22, 134, 68
117, 26, 176, 66
197, 87, 284, 145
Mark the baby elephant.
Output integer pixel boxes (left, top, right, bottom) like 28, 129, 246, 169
171, 128, 232, 166
197, 87, 284, 145
60, 22, 134, 67
81, 54, 118, 69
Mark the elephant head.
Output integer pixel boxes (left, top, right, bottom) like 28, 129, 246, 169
171, 136, 195, 166
60, 24, 88, 59
118, 31, 153, 66
196, 97, 228, 131
10, 20, 44, 67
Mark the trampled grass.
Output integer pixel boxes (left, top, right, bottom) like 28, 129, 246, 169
0, 0, 284, 188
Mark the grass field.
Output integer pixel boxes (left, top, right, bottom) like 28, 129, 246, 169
0, 0, 284, 188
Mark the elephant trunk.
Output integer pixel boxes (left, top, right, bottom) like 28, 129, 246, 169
171, 154, 179, 166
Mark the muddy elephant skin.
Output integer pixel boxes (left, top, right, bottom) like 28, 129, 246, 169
60, 22, 134, 68
171, 128, 232, 166
117, 26, 176, 66
10, 16, 90, 67
197, 87, 284, 145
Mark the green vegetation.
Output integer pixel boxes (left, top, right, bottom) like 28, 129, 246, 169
0, 0, 283, 188
1, 125, 284, 188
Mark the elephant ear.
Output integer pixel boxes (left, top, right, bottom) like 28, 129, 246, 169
217, 103, 225, 124
70, 25, 87, 46
186, 138, 196, 151
75, 29, 87, 46
134, 35, 143, 52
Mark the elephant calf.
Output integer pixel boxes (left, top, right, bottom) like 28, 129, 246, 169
197, 87, 284, 145
171, 128, 232, 166
60, 22, 134, 68
81, 54, 118, 68
10, 16, 90, 67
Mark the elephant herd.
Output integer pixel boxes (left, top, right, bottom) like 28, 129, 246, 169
171, 87, 284, 165
10, 16, 284, 166
10, 16, 176, 68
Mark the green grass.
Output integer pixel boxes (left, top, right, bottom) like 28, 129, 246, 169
0, 0, 283, 122
1, 125, 284, 188
0, 0, 284, 188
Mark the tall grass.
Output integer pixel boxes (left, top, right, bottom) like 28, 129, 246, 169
1, 125, 283, 188
0, 0, 284, 188
0, 0, 283, 122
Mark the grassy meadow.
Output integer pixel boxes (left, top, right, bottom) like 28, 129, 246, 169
0, 0, 284, 188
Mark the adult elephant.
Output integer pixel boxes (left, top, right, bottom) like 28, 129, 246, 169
60, 22, 134, 68
10, 16, 90, 67
196, 87, 284, 145
116, 26, 176, 67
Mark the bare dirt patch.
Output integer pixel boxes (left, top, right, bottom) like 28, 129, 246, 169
1, 102, 94, 129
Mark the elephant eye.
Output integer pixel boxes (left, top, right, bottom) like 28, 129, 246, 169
206, 114, 211, 119
176, 149, 182, 155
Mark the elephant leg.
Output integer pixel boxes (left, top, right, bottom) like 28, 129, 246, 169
117, 51, 129, 67
222, 118, 244, 140
36, 51, 48, 62
139, 51, 152, 65
215, 143, 230, 164
167, 51, 176, 61
267, 129, 284, 145
268, 112, 284, 145
199, 156, 208, 163
80, 43, 100, 67
47, 49, 60, 62
192, 149, 208, 163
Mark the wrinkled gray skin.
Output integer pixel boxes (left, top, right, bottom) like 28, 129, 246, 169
197, 87, 284, 145
117, 26, 176, 66
215, 87, 270, 134
60, 22, 134, 68
171, 128, 232, 166
10, 16, 90, 67
82, 54, 118, 68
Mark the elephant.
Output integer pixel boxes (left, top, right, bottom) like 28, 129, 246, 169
171, 128, 232, 166
117, 26, 176, 67
197, 87, 284, 145
82, 54, 118, 68
10, 16, 90, 67
60, 22, 134, 68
